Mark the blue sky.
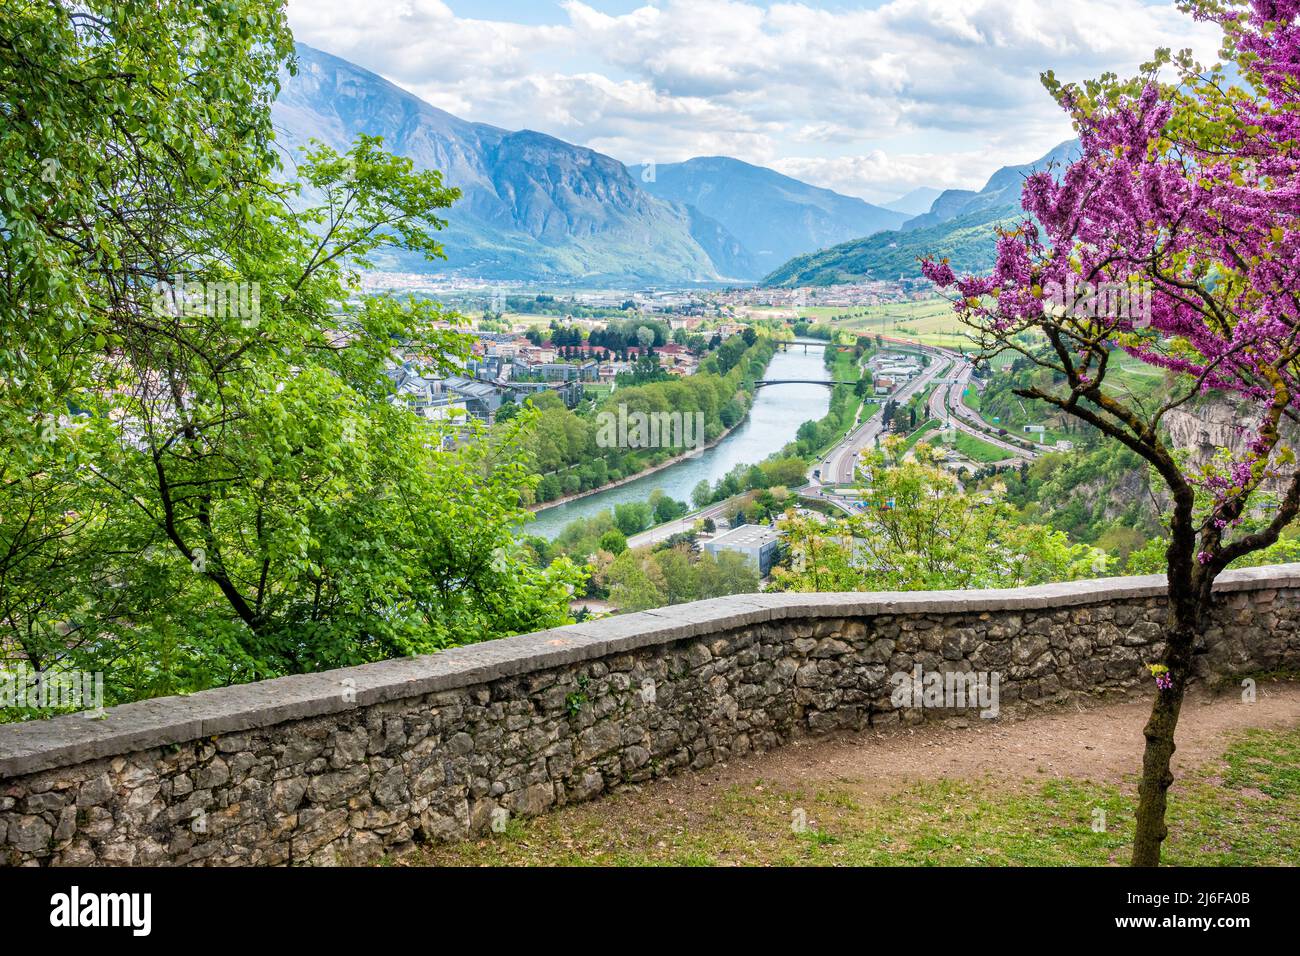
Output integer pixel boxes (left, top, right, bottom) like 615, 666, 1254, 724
287, 0, 1220, 203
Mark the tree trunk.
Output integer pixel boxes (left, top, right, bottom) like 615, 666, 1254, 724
1130, 617, 1197, 867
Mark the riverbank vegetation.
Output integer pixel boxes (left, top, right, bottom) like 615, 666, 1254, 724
684, 335, 874, 512
530, 333, 875, 585
516, 334, 776, 504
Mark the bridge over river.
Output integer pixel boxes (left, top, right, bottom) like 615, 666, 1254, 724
755, 379, 855, 387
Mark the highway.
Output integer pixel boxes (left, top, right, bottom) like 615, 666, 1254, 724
630, 340, 1043, 547
811, 347, 952, 486
811, 340, 1042, 489
925, 354, 1040, 461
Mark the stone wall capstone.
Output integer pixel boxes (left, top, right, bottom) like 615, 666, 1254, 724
2, 566, 1299, 866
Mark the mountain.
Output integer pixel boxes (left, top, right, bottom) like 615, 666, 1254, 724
882, 186, 943, 216
762, 205, 1022, 287
978, 139, 1081, 198
902, 140, 1080, 231
900, 189, 979, 231
681, 205, 763, 281
626, 157, 909, 277
763, 140, 1081, 287
273, 44, 743, 284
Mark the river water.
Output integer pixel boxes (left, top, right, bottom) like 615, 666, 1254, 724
522, 341, 832, 539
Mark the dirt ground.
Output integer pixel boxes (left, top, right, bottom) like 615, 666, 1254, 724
404, 681, 1300, 865
637, 681, 1300, 805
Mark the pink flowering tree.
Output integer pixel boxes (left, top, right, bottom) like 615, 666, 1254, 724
923, 0, 1300, 865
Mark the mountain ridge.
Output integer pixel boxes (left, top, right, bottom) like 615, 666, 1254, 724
273, 44, 1079, 289
275, 44, 910, 285
882, 186, 943, 216
763, 139, 1081, 287
627, 156, 909, 276
275, 44, 733, 284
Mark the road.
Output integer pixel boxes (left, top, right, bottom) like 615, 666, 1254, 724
625, 499, 735, 550
810, 340, 1047, 489
811, 348, 952, 486
925, 354, 1040, 461
630, 340, 1042, 547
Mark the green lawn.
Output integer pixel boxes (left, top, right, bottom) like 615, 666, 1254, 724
397, 729, 1299, 867
901, 418, 941, 454
920, 429, 1009, 464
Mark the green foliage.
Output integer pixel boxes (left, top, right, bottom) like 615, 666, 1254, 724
786, 347, 867, 459
614, 503, 653, 537
565, 677, 590, 717
772, 458, 1107, 592
691, 479, 714, 509
615, 352, 670, 386
516, 336, 776, 503
694, 456, 808, 508
603, 546, 759, 612
550, 511, 618, 564
997, 445, 1161, 550
652, 495, 689, 524
598, 529, 628, 556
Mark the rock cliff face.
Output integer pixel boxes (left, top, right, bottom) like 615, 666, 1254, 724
1164, 400, 1259, 461
1165, 398, 1298, 499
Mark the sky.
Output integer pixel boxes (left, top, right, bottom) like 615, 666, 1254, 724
285, 0, 1221, 204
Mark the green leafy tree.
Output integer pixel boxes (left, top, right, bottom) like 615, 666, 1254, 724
598, 529, 628, 556
773, 458, 1106, 592
695, 550, 759, 599
604, 550, 667, 612
653, 547, 699, 606
691, 479, 714, 509
653, 496, 688, 524
923, 0, 1300, 864
0, 1, 582, 705
613, 502, 652, 537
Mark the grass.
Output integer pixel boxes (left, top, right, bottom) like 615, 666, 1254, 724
758, 298, 975, 349
830, 299, 973, 348
399, 729, 1300, 867
920, 429, 1009, 464
1104, 350, 1173, 401
809, 350, 871, 459
901, 419, 941, 454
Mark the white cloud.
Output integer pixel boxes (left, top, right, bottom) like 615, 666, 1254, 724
773, 151, 992, 203
286, 0, 1222, 199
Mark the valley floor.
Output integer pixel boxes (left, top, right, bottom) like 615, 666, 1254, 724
395, 680, 1300, 867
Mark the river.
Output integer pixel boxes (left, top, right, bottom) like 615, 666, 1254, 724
522, 340, 832, 539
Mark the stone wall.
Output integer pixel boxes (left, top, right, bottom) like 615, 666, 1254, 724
2, 566, 1299, 866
